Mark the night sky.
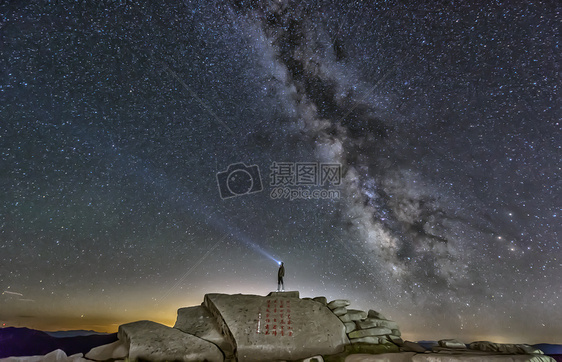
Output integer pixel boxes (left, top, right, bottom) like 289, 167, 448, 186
1, 0, 560, 343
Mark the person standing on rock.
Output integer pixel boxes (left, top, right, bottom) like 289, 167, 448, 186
277, 262, 285, 292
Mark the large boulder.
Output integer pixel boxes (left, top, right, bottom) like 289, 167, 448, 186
174, 306, 232, 356
118, 320, 224, 362
204, 293, 348, 362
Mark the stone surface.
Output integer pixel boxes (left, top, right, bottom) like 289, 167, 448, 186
204, 293, 348, 362
332, 307, 348, 316
85, 340, 128, 360
439, 339, 467, 349
349, 336, 384, 344
303, 356, 324, 362
340, 310, 368, 322
174, 305, 232, 356
339, 314, 353, 323
328, 299, 351, 310
347, 309, 368, 320
313, 296, 328, 305
356, 318, 399, 330
392, 329, 402, 337
348, 327, 393, 339
323, 343, 401, 360
367, 310, 387, 320
412, 355, 554, 361
469, 341, 544, 355
387, 335, 404, 346
342, 353, 555, 362
344, 322, 357, 333
401, 341, 428, 353
118, 320, 224, 362
0, 349, 87, 362
267, 291, 300, 298
344, 352, 417, 362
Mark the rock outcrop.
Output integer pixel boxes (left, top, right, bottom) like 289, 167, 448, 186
118, 320, 224, 362
52, 291, 551, 362
203, 293, 348, 362
174, 305, 232, 357
326, 300, 403, 350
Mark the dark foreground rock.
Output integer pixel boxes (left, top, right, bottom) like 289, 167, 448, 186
1, 292, 557, 362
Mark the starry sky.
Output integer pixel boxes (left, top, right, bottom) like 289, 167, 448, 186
1, 0, 560, 343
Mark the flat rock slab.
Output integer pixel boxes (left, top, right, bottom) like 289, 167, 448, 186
174, 306, 232, 356
118, 320, 224, 362
349, 336, 386, 345
468, 342, 544, 355
356, 318, 399, 331
439, 339, 467, 349
328, 300, 351, 309
340, 310, 368, 323
267, 291, 300, 298
204, 293, 348, 362
349, 328, 393, 339
332, 307, 348, 316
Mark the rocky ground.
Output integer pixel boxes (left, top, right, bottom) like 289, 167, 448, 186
0, 292, 558, 362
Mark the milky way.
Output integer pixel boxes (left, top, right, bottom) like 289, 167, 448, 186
1, 0, 560, 342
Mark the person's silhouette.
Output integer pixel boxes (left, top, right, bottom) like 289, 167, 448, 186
277, 262, 285, 292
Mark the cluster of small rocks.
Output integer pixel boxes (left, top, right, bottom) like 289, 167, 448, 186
325, 299, 402, 347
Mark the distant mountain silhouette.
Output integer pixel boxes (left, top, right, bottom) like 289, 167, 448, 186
44, 330, 110, 338
0, 327, 117, 358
